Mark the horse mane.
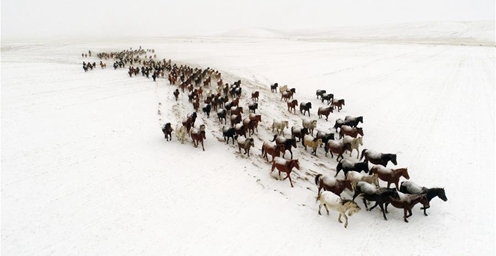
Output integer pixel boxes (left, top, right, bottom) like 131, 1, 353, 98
341, 199, 356, 206
314, 174, 323, 185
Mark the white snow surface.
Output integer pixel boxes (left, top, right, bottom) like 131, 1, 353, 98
2, 26, 495, 256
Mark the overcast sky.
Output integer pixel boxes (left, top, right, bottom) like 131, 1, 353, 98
1, 0, 494, 39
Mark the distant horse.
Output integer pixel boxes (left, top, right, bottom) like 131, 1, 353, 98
339, 125, 363, 139
316, 131, 335, 147
302, 119, 317, 135
236, 137, 255, 157
175, 124, 187, 144
400, 181, 447, 216
335, 159, 369, 178
190, 125, 206, 151
317, 106, 333, 121
344, 116, 363, 127
173, 89, 180, 101
202, 104, 211, 118
217, 109, 227, 124
316, 191, 361, 228
251, 91, 259, 102
271, 135, 298, 159
234, 123, 247, 138
272, 120, 289, 135
324, 141, 352, 161
271, 157, 300, 187
315, 174, 353, 196
352, 182, 400, 220
316, 89, 326, 99
243, 118, 257, 136
222, 126, 236, 144
291, 126, 309, 142
248, 113, 262, 132
321, 93, 334, 104
342, 135, 363, 158
279, 85, 288, 94
331, 99, 345, 111
162, 123, 173, 141
248, 102, 258, 114
270, 83, 279, 93
300, 102, 312, 116
360, 149, 397, 167
383, 192, 429, 223
370, 165, 410, 190
287, 99, 298, 114
281, 91, 293, 101
303, 135, 323, 156
346, 171, 379, 189
230, 114, 242, 127
261, 142, 283, 162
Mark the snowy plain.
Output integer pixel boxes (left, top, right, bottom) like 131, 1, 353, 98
2, 22, 495, 255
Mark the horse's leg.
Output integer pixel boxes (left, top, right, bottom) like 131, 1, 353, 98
324, 204, 330, 215
338, 213, 343, 223
403, 209, 409, 223
318, 203, 322, 215
201, 140, 205, 151
286, 172, 294, 187
362, 198, 369, 211
380, 204, 388, 220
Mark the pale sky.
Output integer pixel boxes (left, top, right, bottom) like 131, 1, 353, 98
1, 0, 494, 39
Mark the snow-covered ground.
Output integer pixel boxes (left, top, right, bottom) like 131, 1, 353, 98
2, 23, 495, 255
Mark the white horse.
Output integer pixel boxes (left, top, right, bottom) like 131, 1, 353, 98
302, 119, 317, 135
316, 191, 361, 228
346, 171, 379, 189
272, 120, 289, 135
342, 135, 363, 159
279, 84, 288, 94
175, 124, 187, 144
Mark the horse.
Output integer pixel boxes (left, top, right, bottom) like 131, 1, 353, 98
287, 99, 298, 114
331, 99, 345, 111
161, 123, 173, 141
346, 171, 379, 189
281, 91, 293, 101
270, 83, 278, 93
222, 126, 236, 144
321, 93, 334, 104
236, 137, 255, 157
335, 159, 369, 178
316, 191, 361, 228
291, 126, 309, 142
175, 124, 187, 144
384, 192, 429, 222
352, 182, 400, 220
344, 116, 363, 127
299, 102, 312, 117
202, 104, 211, 118
279, 85, 288, 94
342, 135, 363, 158
360, 149, 398, 167
400, 181, 447, 216
248, 113, 262, 132
230, 114, 242, 127
271, 135, 298, 159
243, 118, 257, 136
324, 141, 351, 161
271, 157, 300, 187
316, 131, 335, 147
370, 165, 410, 190
334, 118, 344, 133
317, 106, 333, 121
303, 135, 323, 156
248, 102, 258, 114
316, 89, 326, 99
251, 91, 259, 102
315, 174, 353, 196
339, 125, 363, 139
217, 109, 227, 124
261, 142, 283, 162
190, 127, 206, 151
173, 89, 180, 101
230, 106, 243, 116
272, 120, 289, 135
302, 119, 317, 135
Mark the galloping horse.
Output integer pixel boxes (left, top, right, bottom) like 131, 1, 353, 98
324, 141, 351, 161
316, 191, 361, 228
331, 99, 345, 112
335, 159, 369, 178
272, 120, 289, 135
370, 165, 410, 189
315, 174, 353, 196
360, 149, 397, 167
344, 116, 363, 127
317, 106, 333, 121
190, 125, 206, 151
271, 157, 300, 187
342, 135, 363, 158
339, 125, 363, 139
162, 123, 173, 141
303, 135, 323, 156
271, 135, 298, 159
287, 99, 298, 114
236, 137, 255, 157
352, 182, 400, 220
261, 142, 283, 162
400, 181, 448, 216
384, 192, 429, 223
300, 102, 312, 116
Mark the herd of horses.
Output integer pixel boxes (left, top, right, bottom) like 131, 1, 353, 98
87, 47, 448, 228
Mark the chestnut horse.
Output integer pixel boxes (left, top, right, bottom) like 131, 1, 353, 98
339, 125, 363, 139
287, 99, 298, 114
271, 157, 300, 187
360, 149, 397, 167
315, 174, 353, 196
261, 142, 283, 162
317, 106, 333, 121
370, 165, 410, 189
190, 128, 206, 151
384, 192, 429, 222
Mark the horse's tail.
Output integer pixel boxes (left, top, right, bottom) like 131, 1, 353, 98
314, 174, 322, 186
360, 149, 367, 160
261, 144, 265, 156
336, 162, 343, 176
270, 134, 277, 142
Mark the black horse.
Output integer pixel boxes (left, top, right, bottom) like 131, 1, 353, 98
316, 131, 335, 147
161, 123, 173, 141
222, 126, 236, 144
271, 135, 298, 159
291, 126, 309, 142
344, 116, 363, 127
202, 104, 211, 118
400, 181, 448, 216
334, 118, 344, 133
321, 93, 334, 104
270, 83, 279, 93
353, 183, 400, 220
316, 89, 326, 99
248, 102, 258, 114
335, 159, 369, 178
299, 102, 312, 117
217, 109, 227, 124
360, 149, 397, 167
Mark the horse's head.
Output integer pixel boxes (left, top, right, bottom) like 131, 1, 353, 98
389, 154, 398, 165
289, 138, 297, 148
307, 102, 312, 108
344, 179, 354, 191
283, 121, 289, 128
357, 136, 364, 145
343, 200, 361, 216
292, 159, 300, 170
357, 128, 364, 136
398, 168, 409, 179
436, 188, 448, 201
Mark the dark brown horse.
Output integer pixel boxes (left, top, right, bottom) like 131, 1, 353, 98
173, 89, 180, 101
287, 99, 298, 114
339, 125, 363, 138
331, 99, 345, 112
251, 91, 259, 102
190, 129, 206, 151
352, 182, 400, 220
384, 193, 429, 222
370, 166, 410, 190
315, 174, 353, 196
300, 102, 312, 117
161, 123, 173, 141
360, 149, 397, 167
271, 157, 300, 187
317, 106, 333, 121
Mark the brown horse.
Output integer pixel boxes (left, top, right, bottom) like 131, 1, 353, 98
248, 113, 262, 132
384, 193, 429, 222
251, 91, 259, 102
324, 141, 352, 161
281, 91, 293, 101
237, 137, 255, 157
331, 99, 345, 112
271, 157, 300, 187
317, 106, 333, 121
261, 142, 283, 162
315, 174, 353, 196
287, 99, 298, 114
370, 166, 410, 189
339, 125, 363, 138
190, 128, 206, 151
